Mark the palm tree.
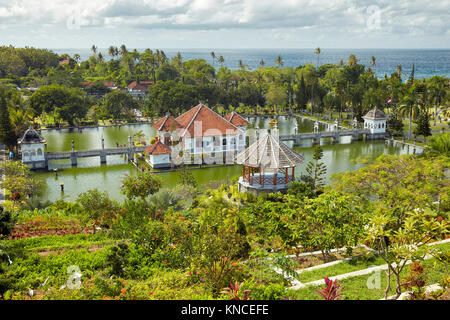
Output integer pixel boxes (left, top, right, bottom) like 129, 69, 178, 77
73, 54, 81, 64
275, 55, 283, 67
259, 59, 265, 68
370, 56, 376, 67
238, 59, 245, 70
348, 54, 358, 67
400, 86, 419, 138
97, 52, 104, 62
210, 51, 216, 66
9, 108, 34, 138
315, 47, 321, 67
218, 55, 225, 66
396, 65, 403, 78
91, 45, 97, 56
120, 44, 128, 56
428, 76, 447, 126
108, 46, 117, 59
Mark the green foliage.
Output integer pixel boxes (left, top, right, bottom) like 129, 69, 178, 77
77, 189, 120, 233
428, 132, 450, 156
414, 109, 432, 137
105, 242, 130, 277
177, 166, 198, 188
0, 206, 14, 237
287, 181, 316, 199
29, 84, 88, 125
0, 161, 42, 205
305, 145, 327, 190
121, 171, 162, 205
103, 90, 136, 121
0, 88, 16, 149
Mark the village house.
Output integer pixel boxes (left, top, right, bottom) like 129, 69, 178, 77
151, 103, 248, 167
127, 81, 154, 98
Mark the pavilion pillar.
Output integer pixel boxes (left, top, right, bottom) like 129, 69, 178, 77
242, 166, 246, 181
285, 168, 288, 184
292, 167, 295, 182
259, 168, 262, 185
273, 169, 277, 186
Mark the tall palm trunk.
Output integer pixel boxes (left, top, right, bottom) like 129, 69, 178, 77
409, 108, 412, 138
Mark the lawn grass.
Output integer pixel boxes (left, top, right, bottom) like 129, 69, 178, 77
290, 242, 449, 300
4, 233, 115, 252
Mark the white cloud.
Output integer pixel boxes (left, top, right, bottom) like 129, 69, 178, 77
0, 0, 448, 47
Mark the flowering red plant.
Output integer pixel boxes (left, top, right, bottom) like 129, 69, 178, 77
315, 277, 342, 300
221, 281, 251, 300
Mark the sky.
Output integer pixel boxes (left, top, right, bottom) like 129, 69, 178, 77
0, 0, 449, 49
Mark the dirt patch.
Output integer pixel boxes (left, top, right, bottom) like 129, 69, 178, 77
291, 247, 369, 269
37, 245, 105, 257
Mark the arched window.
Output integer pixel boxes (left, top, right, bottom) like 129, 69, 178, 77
223, 138, 227, 145
37, 148, 43, 156
382, 123, 385, 128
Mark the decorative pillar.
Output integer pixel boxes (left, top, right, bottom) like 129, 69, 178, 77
71, 139, 75, 152
285, 168, 288, 184
273, 169, 277, 186
292, 167, 295, 182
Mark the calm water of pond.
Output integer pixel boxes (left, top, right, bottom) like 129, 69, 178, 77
33, 116, 421, 202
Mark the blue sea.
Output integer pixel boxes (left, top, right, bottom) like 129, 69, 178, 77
52, 48, 450, 79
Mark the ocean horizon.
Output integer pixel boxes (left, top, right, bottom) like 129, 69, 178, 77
51, 48, 450, 80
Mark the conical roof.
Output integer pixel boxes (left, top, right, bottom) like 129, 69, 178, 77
18, 127, 46, 144
363, 108, 387, 120
235, 131, 304, 169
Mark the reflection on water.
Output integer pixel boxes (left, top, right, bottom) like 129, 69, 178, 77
34, 116, 422, 202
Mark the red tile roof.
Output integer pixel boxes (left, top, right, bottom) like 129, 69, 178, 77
128, 81, 154, 89
224, 112, 249, 127
176, 104, 243, 137
152, 116, 184, 132
144, 141, 172, 155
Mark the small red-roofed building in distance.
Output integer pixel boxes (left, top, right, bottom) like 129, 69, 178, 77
127, 81, 154, 98
144, 140, 173, 169
151, 103, 248, 166
59, 59, 70, 66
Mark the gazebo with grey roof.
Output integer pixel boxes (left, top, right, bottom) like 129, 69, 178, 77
235, 129, 304, 194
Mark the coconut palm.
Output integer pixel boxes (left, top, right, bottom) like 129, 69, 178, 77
108, 46, 118, 59
370, 56, 376, 67
348, 54, 358, 67
210, 51, 216, 66
120, 44, 128, 56
275, 55, 283, 67
400, 86, 419, 138
315, 47, 321, 67
428, 76, 447, 125
218, 55, 225, 66
73, 54, 81, 64
396, 65, 403, 78
259, 59, 265, 68
91, 45, 97, 56
9, 108, 34, 137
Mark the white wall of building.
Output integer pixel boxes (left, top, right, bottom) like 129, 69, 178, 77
183, 133, 245, 155
149, 154, 171, 167
364, 119, 387, 134
21, 143, 45, 162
